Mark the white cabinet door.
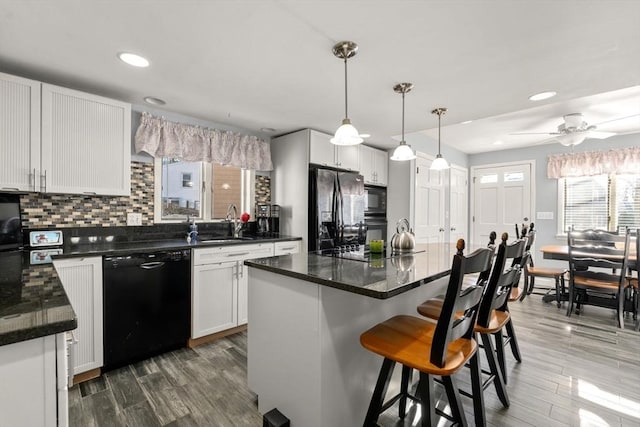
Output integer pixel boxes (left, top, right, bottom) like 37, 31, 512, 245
0, 72, 41, 192
309, 130, 335, 167
274, 240, 302, 255
0, 335, 58, 427
41, 84, 131, 196
192, 262, 238, 338
237, 244, 274, 325
53, 257, 103, 375
336, 145, 359, 171
373, 148, 388, 186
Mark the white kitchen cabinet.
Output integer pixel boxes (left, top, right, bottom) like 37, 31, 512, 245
0, 72, 41, 192
0, 333, 69, 427
42, 84, 131, 196
0, 73, 131, 196
309, 129, 359, 171
192, 243, 274, 338
359, 144, 388, 186
274, 240, 302, 255
53, 257, 103, 376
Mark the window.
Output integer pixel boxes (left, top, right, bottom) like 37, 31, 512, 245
559, 174, 640, 233
154, 158, 253, 222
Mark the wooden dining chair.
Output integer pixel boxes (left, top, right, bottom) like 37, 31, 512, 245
567, 229, 631, 328
625, 229, 639, 330
360, 240, 493, 427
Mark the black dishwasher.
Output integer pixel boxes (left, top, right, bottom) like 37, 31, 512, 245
103, 250, 191, 371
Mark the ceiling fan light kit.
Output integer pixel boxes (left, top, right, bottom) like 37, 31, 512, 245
330, 41, 364, 146
430, 107, 450, 170
390, 82, 416, 161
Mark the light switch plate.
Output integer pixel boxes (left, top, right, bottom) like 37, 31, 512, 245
536, 211, 554, 220
127, 212, 143, 226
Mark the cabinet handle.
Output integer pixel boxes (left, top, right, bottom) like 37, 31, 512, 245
40, 170, 47, 192
237, 261, 244, 279
279, 246, 295, 251
83, 192, 97, 195
227, 252, 250, 257
1, 187, 20, 191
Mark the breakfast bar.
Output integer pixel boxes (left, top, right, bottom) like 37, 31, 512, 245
245, 243, 457, 427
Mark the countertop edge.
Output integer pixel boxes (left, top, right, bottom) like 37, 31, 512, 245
0, 318, 77, 347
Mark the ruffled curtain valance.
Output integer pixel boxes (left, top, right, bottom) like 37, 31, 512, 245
134, 112, 273, 171
547, 147, 640, 179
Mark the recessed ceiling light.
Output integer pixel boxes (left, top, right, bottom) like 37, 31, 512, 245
118, 52, 149, 68
493, 140, 504, 145
461, 120, 473, 125
529, 91, 557, 101
144, 96, 166, 105
260, 127, 276, 133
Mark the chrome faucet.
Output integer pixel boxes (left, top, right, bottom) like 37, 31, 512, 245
226, 204, 242, 237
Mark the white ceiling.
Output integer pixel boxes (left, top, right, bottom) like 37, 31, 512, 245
1, 0, 639, 153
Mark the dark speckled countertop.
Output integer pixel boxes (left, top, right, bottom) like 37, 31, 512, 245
0, 234, 301, 347
245, 243, 458, 299
0, 251, 77, 346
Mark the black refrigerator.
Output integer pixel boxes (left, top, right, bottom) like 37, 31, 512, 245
309, 166, 366, 252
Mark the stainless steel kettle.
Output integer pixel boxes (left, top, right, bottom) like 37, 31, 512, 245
390, 218, 415, 252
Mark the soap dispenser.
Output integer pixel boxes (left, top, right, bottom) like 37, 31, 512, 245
187, 216, 198, 243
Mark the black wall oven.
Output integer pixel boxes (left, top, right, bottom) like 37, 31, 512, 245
364, 185, 386, 217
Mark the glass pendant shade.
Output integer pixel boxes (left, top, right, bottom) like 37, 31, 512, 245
390, 142, 416, 161
557, 133, 587, 147
430, 154, 449, 170
331, 118, 364, 146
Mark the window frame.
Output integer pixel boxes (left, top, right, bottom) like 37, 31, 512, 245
153, 157, 255, 223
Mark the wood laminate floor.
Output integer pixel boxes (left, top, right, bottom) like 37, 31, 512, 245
69, 282, 640, 426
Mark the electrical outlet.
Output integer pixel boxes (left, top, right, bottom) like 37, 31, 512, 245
127, 212, 143, 226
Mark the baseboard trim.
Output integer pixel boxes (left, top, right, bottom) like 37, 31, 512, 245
73, 367, 101, 386
188, 325, 247, 348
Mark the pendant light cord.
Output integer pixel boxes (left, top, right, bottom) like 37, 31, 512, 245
437, 111, 441, 155
344, 56, 349, 119
401, 91, 405, 142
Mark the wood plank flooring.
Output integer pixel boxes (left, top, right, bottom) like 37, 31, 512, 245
69, 281, 640, 426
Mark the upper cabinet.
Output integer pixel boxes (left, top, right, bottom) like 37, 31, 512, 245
309, 130, 359, 171
0, 73, 41, 192
41, 84, 131, 196
0, 72, 131, 196
359, 145, 388, 186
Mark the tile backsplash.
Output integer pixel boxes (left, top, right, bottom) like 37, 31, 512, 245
19, 162, 272, 229
20, 162, 155, 228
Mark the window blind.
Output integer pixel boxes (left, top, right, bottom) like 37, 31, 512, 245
563, 175, 608, 231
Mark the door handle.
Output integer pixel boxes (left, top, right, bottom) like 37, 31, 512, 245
139, 261, 165, 269
439, 228, 445, 232
450, 227, 456, 231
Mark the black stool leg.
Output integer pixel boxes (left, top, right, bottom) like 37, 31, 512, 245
469, 351, 486, 427
505, 318, 522, 364
442, 374, 468, 426
417, 372, 436, 427
480, 333, 510, 407
363, 358, 395, 427
494, 329, 508, 384
398, 365, 411, 419
555, 276, 562, 308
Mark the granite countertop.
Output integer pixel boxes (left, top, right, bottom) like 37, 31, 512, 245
0, 251, 77, 347
1, 234, 301, 347
245, 243, 457, 299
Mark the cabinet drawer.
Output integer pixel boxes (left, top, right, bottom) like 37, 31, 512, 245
193, 243, 274, 265
274, 240, 301, 256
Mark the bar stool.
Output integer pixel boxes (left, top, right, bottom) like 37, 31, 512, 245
525, 265, 568, 307
360, 240, 493, 427
418, 235, 525, 393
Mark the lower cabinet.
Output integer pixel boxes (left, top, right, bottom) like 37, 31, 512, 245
192, 243, 274, 338
53, 257, 103, 377
274, 240, 302, 255
0, 333, 70, 427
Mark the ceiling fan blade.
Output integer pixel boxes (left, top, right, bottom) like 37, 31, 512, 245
534, 136, 561, 145
588, 130, 616, 139
509, 132, 559, 136
593, 113, 640, 126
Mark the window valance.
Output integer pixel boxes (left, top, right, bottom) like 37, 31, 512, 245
547, 147, 640, 179
134, 112, 273, 171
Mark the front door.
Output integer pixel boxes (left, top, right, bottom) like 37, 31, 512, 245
450, 166, 468, 243
471, 162, 533, 246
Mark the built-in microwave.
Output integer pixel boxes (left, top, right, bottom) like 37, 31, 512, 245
364, 185, 386, 217
364, 217, 387, 245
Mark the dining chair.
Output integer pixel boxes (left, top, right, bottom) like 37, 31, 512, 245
567, 229, 631, 328
360, 240, 493, 427
509, 230, 534, 302
625, 229, 639, 330
522, 229, 569, 307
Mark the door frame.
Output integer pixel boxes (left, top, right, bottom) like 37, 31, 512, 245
470, 159, 536, 246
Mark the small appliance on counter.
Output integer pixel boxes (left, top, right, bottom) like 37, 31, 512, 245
255, 203, 280, 236
26, 229, 64, 264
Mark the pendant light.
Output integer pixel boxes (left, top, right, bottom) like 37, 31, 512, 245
430, 107, 450, 170
330, 41, 363, 146
390, 83, 416, 161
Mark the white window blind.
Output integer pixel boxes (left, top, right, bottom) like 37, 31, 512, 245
562, 174, 640, 232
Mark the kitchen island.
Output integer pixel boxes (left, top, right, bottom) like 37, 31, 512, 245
245, 243, 457, 427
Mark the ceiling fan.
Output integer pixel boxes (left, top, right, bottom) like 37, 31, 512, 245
512, 113, 620, 146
